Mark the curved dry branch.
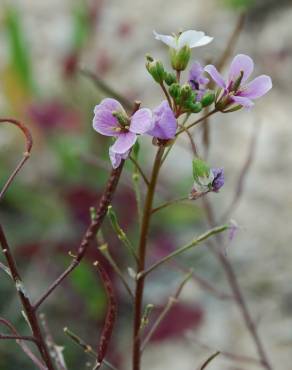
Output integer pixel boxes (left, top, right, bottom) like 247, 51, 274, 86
0, 118, 33, 202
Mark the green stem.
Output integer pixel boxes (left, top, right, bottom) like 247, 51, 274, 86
132, 145, 165, 370
176, 109, 217, 136
159, 82, 172, 109
141, 224, 230, 277
151, 196, 189, 214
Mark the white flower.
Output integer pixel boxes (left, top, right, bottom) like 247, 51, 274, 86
153, 30, 213, 50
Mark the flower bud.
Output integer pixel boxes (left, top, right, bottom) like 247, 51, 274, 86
189, 102, 202, 113
164, 72, 177, 86
145, 55, 165, 83
201, 91, 215, 107
170, 45, 191, 71
180, 83, 192, 100
168, 83, 181, 99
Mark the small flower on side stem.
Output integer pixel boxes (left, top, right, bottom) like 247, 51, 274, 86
154, 30, 213, 71
205, 54, 272, 111
93, 98, 153, 168
189, 158, 224, 199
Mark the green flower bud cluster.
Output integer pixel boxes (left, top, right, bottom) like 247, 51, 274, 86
168, 82, 202, 113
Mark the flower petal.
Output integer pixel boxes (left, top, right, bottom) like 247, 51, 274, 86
228, 54, 254, 84
130, 108, 153, 134
177, 30, 201, 48
205, 65, 226, 89
93, 109, 119, 137
192, 35, 213, 47
94, 98, 125, 115
231, 95, 254, 109
153, 30, 177, 49
109, 147, 130, 169
211, 168, 224, 192
147, 101, 177, 140
239, 75, 272, 99
110, 132, 137, 154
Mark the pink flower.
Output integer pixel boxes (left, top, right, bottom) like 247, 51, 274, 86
205, 54, 272, 109
93, 98, 153, 168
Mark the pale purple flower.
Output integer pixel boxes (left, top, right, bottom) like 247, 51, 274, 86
147, 101, 177, 140
93, 98, 153, 168
205, 54, 272, 109
153, 30, 213, 50
211, 168, 224, 192
188, 62, 209, 100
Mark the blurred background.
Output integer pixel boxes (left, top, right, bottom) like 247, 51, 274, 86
0, 0, 291, 369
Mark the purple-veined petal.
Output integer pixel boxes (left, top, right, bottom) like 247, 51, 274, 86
147, 101, 177, 140
110, 132, 137, 154
205, 65, 226, 89
239, 75, 272, 99
231, 95, 254, 109
153, 30, 178, 49
109, 147, 130, 169
228, 54, 254, 84
93, 109, 119, 137
130, 108, 153, 134
94, 98, 125, 115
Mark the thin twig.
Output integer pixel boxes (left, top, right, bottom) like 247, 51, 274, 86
0, 225, 55, 370
0, 317, 47, 370
199, 351, 220, 370
40, 313, 68, 370
0, 261, 12, 277
98, 244, 134, 300
0, 118, 33, 201
63, 327, 118, 370
141, 270, 192, 351
220, 121, 259, 221
216, 13, 246, 72
176, 110, 217, 136
188, 336, 263, 367
79, 68, 133, 111
203, 199, 273, 370
151, 196, 190, 214
33, 162, 125, 310
140, 224, 230, 278
0, 333, 36, 342
159, 82, 172, 108
129, 156, 150, 186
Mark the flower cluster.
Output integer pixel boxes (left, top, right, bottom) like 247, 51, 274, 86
93, 28, 272, 196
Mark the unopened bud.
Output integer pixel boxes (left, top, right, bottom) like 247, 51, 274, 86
146, 55, 165, 83
164, 72, 177, 86
170, 45, 191, 71
201, 91, 215, 107
168, 83, 181, 99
